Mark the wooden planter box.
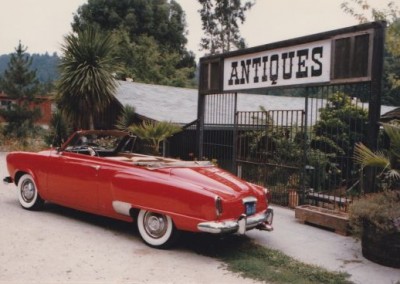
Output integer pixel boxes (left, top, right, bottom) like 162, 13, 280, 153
295, 205, 349, 235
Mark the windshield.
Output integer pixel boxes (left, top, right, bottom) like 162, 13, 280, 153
63, 131, 135, 154
66, 134, 121, 151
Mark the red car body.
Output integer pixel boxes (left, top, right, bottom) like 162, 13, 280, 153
4, 130, 273, 248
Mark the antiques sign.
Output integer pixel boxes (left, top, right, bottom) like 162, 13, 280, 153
199, 22, 383, 94
223, 40, 331, 91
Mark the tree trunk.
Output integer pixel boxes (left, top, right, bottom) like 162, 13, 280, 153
89, 114, 95, 130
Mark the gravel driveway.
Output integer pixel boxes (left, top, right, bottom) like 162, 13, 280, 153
0, 152, 260, 284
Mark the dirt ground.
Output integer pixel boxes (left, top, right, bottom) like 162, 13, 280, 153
0, 152, 260, 284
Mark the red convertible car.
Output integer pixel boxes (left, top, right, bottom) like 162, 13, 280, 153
4, 130, 273, 248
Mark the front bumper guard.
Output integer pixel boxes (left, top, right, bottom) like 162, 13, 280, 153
197, 208, 274, 234
3, 176, 13, 185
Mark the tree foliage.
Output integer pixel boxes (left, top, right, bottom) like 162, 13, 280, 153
72, 0, 196, 87
310, 92, 368, 190
0, 42, 41, 137
115, 104, 136, 130
0, 52, 60, 91
198, 0, 254, 54
384, 19, 400, 105
341, 0, 398, 23
341, 0, 400, 105
57, 27, 121, 130
129, 120, 182, 154
44, 110, 72, 147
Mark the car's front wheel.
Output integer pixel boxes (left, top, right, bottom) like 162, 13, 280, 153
18, 174, 44, 210
137, 209, 179, 249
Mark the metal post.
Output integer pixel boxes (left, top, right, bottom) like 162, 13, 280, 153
367, 22, 386, 151
232, 92, 238, 175
365, 21, 386, 193
196, 93, 205, 160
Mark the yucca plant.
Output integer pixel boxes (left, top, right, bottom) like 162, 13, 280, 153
129, 120, 181, 154
57, 27, 121, 130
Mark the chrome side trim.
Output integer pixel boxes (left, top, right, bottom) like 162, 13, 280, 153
112, 201, 132, 216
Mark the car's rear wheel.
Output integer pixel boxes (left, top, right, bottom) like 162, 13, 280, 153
18, 174, 44, 210
137, 209, 179, 249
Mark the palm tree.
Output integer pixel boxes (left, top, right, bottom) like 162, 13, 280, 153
57, 27, 120, 130
354, 122, 400, 191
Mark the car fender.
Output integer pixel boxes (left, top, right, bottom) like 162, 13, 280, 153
110, 170, 217, 232
6, 152, 50, 200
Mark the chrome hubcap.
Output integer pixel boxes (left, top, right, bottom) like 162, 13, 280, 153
143, 212, 168, 239
21, 180, 35, 202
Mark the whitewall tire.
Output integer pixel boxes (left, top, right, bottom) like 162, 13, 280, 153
137, 209, 179, 249
18, 174, 44, 210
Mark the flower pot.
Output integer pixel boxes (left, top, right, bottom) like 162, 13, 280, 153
288, 189, 299, 208
362, 221, 400, 268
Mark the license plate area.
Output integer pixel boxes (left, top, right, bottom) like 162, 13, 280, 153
245, 202, 256, 216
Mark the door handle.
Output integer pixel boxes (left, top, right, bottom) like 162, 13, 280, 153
91, 165, 101, 171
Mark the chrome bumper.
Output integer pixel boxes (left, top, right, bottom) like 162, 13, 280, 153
197, 208, 274, 234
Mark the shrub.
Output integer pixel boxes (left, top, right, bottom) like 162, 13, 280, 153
349, 190, 400, 237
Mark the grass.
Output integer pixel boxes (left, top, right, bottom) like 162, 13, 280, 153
182, 234, 353, 284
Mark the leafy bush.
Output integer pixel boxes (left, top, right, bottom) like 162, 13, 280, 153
0, 133, 47, 152
349, 190, 400, 237
311, 92, 368, 191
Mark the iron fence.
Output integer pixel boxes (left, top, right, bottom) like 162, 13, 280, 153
167, 83, 380, 211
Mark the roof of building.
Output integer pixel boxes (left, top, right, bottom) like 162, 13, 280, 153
380, 107, 400, 122
116, 81, 198, 124
115, 80, 397, 125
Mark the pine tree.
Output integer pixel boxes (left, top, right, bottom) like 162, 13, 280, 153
0, 42, 41, 137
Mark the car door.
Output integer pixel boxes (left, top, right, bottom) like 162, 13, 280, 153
46, 151, 101, 212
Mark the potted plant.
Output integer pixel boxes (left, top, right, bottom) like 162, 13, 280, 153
350, 123, 400, 268
349, 191, 400, 267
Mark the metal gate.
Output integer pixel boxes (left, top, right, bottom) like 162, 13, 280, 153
236, 109, 306, 207
233, 84, 371, 209
197, 85, 371, 210
199, 93, 237, 172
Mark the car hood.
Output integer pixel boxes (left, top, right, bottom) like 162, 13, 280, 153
159, 166, 255, 198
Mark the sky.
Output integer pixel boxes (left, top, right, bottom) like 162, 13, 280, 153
0, 0, 397, 60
